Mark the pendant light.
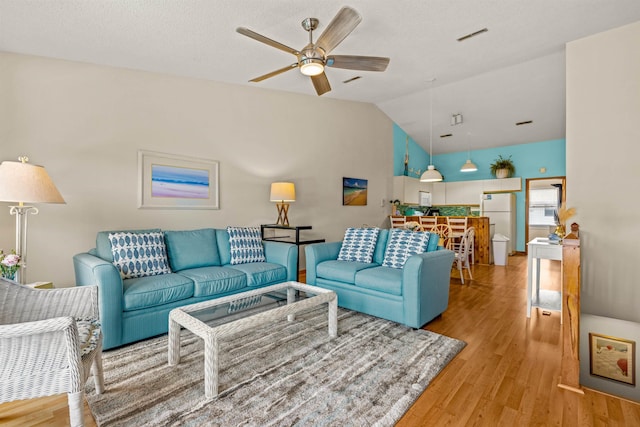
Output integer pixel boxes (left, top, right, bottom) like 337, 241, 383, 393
460, 159, 478, 172
420, 79, 443, 182
460, 150, 478, 172
460, 132, 478, 172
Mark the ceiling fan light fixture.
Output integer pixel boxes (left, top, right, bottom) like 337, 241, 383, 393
300, 58, 325, 76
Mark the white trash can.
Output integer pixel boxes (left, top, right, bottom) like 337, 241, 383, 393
492, 234, 510, 266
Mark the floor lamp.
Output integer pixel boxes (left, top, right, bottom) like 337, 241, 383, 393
0, 156, 65, 284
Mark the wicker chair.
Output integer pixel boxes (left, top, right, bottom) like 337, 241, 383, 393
0, 278, 104, 427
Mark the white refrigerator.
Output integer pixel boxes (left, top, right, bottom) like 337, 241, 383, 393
481, 193, 516, 256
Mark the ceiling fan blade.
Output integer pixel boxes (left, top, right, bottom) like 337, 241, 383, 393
311, 72, 331, 96
250, 63, 298, 82
327, 55, 390, 72
236, 27, 299, 56
316, 7, 362, 54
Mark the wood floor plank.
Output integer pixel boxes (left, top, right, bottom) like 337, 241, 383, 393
1, 255, 639, 426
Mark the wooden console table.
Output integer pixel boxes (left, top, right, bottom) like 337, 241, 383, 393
558, 237, 583, 394
260, 224, 325, 281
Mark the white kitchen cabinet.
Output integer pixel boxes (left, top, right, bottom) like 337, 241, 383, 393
432, 182, 446, 205
482, 177, 522, 192
445, 180, 483, 205
393, 176, 421, 204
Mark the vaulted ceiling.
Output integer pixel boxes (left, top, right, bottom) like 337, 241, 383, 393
2, 1, 640, 154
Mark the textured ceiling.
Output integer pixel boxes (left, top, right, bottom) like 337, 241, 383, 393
2, 1, 640, 154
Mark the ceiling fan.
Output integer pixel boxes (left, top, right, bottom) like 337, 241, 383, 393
236, 6, 390, 96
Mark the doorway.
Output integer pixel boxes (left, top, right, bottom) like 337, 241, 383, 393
525, 176, 566, 250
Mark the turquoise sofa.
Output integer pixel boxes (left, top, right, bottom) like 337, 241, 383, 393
305, 229, 454, 329
73, 228, 297, 349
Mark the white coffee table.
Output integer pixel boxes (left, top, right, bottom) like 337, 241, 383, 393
168, 281, 337, 398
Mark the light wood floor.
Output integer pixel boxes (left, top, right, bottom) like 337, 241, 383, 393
1, 255, 639, 426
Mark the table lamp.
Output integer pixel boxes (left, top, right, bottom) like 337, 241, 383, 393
270, 182, 295, 226
0, 156, 65, 284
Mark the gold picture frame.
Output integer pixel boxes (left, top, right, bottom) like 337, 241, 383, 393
589, 332, 636, 386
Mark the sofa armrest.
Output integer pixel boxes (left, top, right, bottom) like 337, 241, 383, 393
402, 249, 455, 328
73, 252, 124, 349
263, 241, 298, 282
304, 241, 342, 285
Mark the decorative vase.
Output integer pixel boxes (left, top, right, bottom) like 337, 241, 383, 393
2, 271, 16, 281
496, 169, 509, 179
554, 224, 566, 240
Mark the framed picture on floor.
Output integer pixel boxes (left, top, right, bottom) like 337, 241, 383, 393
138, 150, 220, 209
342, 177, 367, 206
589, 332, 636, 386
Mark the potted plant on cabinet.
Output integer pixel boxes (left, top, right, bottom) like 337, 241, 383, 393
490, 155, 516, 179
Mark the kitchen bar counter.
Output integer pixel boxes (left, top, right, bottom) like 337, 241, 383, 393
393, 216, 491, 264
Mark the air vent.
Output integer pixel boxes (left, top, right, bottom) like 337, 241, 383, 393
457, 28, 488, 42
342, 76, 362, 84
440, 133, 453, 138
516, 120, 533, 126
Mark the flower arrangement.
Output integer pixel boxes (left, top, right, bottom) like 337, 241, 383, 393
552, 207, 577, 239
403, 221, 424, 232
0, 250, 21, 280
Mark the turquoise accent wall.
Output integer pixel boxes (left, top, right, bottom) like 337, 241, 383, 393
393, 124, 566, 252
393, 124, 430, 178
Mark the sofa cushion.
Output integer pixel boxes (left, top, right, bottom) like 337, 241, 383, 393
178, 266, 248, 297
122, 273, 194, 311
76, 318, 101, 356
316, 260, 378, 284
426, 232, 440, 252
382, 229, 432, 269
96, 228, 162, 262
354, 266, 403, 296
372, 229, 390, 264
225, 262, 287, 287
164, 228, 220, 271
337, 227, 380, 263
227, 227, 265, 265
109, 231, 171, 279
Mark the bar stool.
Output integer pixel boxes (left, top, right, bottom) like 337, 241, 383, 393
418, 216, 438, 230
453, 226, 475, 285
447, 217, 470, 260
390, 216, 406, 229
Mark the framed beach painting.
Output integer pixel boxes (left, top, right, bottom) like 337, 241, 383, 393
343, 177, 368, 206
589, 332, 636, 386
138, 150, 220, 209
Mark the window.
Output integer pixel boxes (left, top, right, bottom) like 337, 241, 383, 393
529, 188, 559, 226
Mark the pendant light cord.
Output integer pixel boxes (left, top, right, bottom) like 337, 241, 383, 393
429, 79, 434, 165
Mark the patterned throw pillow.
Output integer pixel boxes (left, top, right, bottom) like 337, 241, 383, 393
227, 226, 265, 265
337, 227, 380, 263
382, 229, 432, 269
108, 232, 171, 279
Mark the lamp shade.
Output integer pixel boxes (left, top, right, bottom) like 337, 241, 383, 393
460, 159, 478, 172
0, 160, 65, 204
420, 165, 443, 182
270, 182, 296, 202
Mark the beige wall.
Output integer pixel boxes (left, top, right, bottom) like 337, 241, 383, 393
566, 21, 640, 322
0, 53, 394, 285
567, 21, 640, 401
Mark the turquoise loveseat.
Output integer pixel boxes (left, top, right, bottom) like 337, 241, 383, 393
305, 228, 454, 329
73, 228, 297, 349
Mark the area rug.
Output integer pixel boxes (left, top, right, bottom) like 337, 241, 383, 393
86, 307, 465, 426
